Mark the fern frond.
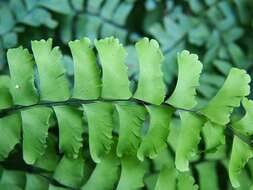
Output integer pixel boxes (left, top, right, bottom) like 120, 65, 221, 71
0, 37, 253, 189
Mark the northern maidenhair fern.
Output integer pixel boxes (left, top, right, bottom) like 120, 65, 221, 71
0, 37, 253, 189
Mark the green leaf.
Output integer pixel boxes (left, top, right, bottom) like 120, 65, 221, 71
116, 103, 146, 157
152, 149, 175, 171
188, 24, 209, 46
175, 112, 204, 171
31, 39, 70, 101
0, 114, 21, 160
117, 155, 146, 190
167, 119, 181, 152
134, 38, 165, 105
59, 15, 73, 44
137, 105, 174, 161
229, 136, 253, 188
25, 174, 48, 190
82, 146, 120, 190
95, 37, 131, 99
0, 184, 22, 190
0, 170, 25, 188
75, 14, 100, 40
232, 98, 253, 136
177, 173, 198, 190
71, 0, 84, 11
54, 106, 84, 158
38, 0, 72, 14
213, 60, 231, 75
7, 47, 38, 105
83, 102, 114, 163
21, 106, 53, 164
228, 43, 246, 69
202, 121, 225, 151
200, 68, 250, 125
112, 2, 133, 25
196, 162, 219, 190
61, 55, 74, 76
154, 166, 177, 190
69, 38, 101, 99
22, 8, 57, 29
0, 5, 15, 35
0, 76, 13, 109
167, 50, 202, 109
49, 185, 68, 190
2, 32, 17, 48
53, 155, 85, 188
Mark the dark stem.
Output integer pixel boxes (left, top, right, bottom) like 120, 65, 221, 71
0, 98, 251, 149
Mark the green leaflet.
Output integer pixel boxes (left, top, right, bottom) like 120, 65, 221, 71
38, 0, 72, 14
196, 162, 219, 190
235, 169, 253, 190
0, 184, 22, 190
54, 106, 84, 158
116, 103, 146, 157
53, 155, 85, 188
232, 98, 253, 136
152, 149, 175, 171
200, 68, 250, 125
116, 155, 146, 190
154, 166, 177, 190
69, 38, 101, 99
175, 112, 204, 171
154, 166, 198, 190
0, 113, 21, 160
134, 38, 165, 105
137, 105, 174, 161
83, 102, 114, 163
82, 146, 120, 190
0, 76, 12, 109
25, 174, 48, 190
21, 106, 53, 164
202, 121, 225, 151
7, 47, 38, 105
166, 50, 202, 109
34, 135, 60, 171
95, 37, 131, 99
0, 170, 25, 188
31, 39, 70, 101
177, 173, 198, 190
167, 119, 183, 152
0, 170, 52, 190
229, 136, 253, 188
49, 185, 68, 190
